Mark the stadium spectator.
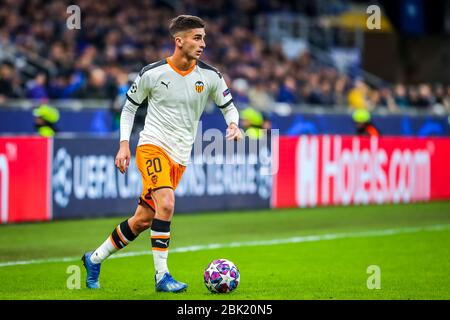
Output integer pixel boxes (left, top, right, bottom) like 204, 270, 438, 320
408, 86, 420, 107
303, 73, 322, 104
26, 73, 48, 99
48, 71, 84, 99
347, 79, 369, 110
0, 63, 14, 101
75, 68, 117, 100
432, 84, 450, 115
443, 85, 450, 112
416, 84, 435, 110
393, 84, 409, 108
0, 62, 21, 101
317, 80, 336, 106
375, 87, 397, 112
277, 77, 299, 104
231, 78, 250, 105
247, 80, 274, 113
334, 75, 349, 106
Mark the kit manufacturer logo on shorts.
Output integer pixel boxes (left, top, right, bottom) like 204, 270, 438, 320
195, 81, 204, 93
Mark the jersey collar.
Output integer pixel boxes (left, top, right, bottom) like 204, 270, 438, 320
166, 57, 196, 76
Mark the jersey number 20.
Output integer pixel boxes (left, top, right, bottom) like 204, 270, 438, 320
146, 158, 162, 176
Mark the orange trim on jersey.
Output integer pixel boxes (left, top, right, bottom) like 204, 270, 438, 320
166, 57, 196, 76
152, 247, 169, 251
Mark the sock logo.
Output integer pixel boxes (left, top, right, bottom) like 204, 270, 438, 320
155, 239, 169, 247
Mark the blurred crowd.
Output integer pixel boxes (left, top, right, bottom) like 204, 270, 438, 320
0, 0, 449, 114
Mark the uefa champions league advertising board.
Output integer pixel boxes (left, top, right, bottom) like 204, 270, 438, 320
52, 135, 273, 219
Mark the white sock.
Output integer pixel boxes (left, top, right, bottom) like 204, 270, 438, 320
151, 230, 170, 282
154, 251, 169, 283
90, 236, 118, 264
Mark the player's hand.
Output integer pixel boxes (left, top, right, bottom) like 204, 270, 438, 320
115, 141, 131, 174
226, 123, 243, 141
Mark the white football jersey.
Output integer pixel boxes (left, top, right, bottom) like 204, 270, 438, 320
120, 58, 239, 165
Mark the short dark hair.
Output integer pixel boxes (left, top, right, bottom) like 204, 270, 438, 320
169, 15, 205, 37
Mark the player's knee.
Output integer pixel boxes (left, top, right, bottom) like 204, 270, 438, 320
159, 197, 175, 216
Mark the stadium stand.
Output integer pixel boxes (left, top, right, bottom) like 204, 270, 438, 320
0, 0, 449, 116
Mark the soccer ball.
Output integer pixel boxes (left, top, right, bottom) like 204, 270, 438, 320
204, 258, 240, 293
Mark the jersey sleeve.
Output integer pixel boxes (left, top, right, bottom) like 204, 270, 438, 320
210, 74, 234, 109
209, 73, 239, 126
126, 73, 150, 106
120, 71, 152, 142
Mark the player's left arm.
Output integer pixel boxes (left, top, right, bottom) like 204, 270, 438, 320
211, 75, 242, 141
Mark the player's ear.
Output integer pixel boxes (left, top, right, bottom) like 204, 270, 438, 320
174, 35, 183, 48
174, 31, 185, 47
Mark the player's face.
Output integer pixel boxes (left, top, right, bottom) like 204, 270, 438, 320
179, 28, 206, 60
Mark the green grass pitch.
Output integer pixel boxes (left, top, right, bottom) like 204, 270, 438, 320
0, 201, 449, 300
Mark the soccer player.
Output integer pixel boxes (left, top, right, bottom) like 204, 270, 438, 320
82, 15, 242, 292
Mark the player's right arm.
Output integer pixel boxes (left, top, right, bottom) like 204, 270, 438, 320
115, 73, 150, 174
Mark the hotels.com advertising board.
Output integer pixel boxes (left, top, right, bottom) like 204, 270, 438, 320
273, 135, 450, 208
